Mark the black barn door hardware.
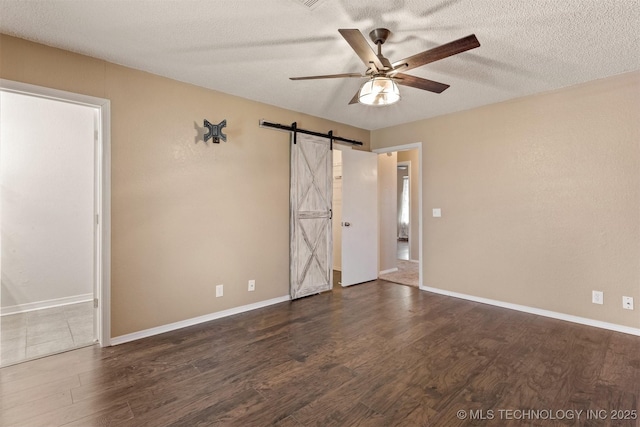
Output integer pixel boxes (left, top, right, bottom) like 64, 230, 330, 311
259, 120, 363, 148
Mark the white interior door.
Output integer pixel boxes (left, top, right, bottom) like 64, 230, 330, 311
290, 133, 333, 299
341, 149, 378, 286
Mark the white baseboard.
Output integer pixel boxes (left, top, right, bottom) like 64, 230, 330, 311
110, 295, 291, 346
419, 285, 640, 337
1, 293, 93, 316
379, 268, 399, 275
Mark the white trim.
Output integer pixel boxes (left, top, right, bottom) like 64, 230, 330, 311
110, 295, 291, 346
420, 285, 640, 337
0, 79, 111, 347
1, 294, 93, 316
379, 268, 399, 275
373, 142, 423, 288
0, 80, 107, 108
97, 94, 112, 347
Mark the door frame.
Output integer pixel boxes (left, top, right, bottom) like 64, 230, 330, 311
373, 143, 423, 288
1, 79, 112, 346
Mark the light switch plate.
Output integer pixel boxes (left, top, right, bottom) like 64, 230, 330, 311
432, 208, 442, 218
622, 296, 633, 310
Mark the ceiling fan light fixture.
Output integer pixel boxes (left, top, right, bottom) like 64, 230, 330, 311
358, 77, 400, 106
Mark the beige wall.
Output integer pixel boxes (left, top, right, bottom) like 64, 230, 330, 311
0, 34, 370, 337
372, 71, 640, 329
397, 149, 419, 261
378, 152, 397, 272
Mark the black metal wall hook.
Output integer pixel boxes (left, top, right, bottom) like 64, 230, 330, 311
204, 119, 227, 143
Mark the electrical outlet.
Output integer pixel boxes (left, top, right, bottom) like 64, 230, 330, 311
622, 296, 634, 310
248, 280, 256, 292
592, 290, 603, 305
216, 284, 223, 298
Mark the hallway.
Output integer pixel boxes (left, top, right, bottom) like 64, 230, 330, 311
0, 302, 95, 367
378, 240, 419, 287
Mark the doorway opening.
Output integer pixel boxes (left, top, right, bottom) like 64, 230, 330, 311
374, 144, 422, 288
0, 80, 111, 366
397, 162, 411, 261
332, 148, 344, 287
332, 144, 420, 289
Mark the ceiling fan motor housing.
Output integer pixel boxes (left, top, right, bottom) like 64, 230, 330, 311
369, 28, 391, 45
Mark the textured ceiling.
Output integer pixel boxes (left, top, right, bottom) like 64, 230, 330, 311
1, 0, 639, 130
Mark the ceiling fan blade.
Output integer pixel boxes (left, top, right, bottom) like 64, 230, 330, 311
394, 73, 450, 93
290, 73, 364, 80
338, 29, 385, 71
348, 90, 360, 105
392, 34, 480, 73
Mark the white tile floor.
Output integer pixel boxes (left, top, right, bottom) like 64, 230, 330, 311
0, 302, 95, 367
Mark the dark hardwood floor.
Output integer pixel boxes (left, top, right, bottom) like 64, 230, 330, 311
1, 279, 639, 426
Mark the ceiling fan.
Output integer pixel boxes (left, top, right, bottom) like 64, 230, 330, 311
290, 28, 480, 106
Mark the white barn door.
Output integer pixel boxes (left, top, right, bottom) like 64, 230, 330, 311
290, 133, 333, 299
